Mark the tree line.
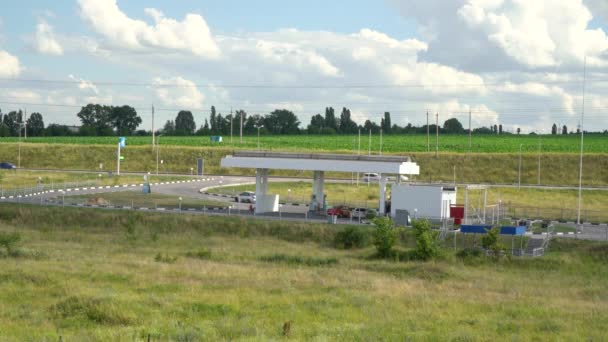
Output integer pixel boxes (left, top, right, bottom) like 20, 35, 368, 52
0, 104, 605, 137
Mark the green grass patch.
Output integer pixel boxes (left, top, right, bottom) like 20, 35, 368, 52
259, 253, 339, 266
68, 191, 227, 209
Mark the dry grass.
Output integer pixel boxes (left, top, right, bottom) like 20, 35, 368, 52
0, 204, 606, 340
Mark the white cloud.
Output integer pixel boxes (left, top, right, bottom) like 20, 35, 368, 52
427, 99, 500, 127
33, 20, 63, 55
253, 39, 340, 77
0, 51, 21, 77
496, 81, 575, 114
78, 0, 220, 58
68, 75, 99, 94
153, 76, 205, 109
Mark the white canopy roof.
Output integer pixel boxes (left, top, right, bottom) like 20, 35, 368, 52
221, 151, 420, 175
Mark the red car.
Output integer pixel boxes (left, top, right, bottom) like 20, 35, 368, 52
327, 205, 351, 218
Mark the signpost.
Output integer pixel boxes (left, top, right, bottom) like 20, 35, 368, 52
117, 137, 126, 175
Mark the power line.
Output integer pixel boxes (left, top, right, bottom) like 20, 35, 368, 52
3, 77, 608, 89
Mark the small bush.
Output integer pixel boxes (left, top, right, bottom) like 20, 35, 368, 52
154, 253, 178, 263
259, 254, 338, 266
51, 296, 136, 325
0, 232, 21, 254
372, 217, 398, 258
334, 226, 370, 249
456, 248, 482, 259
481, 227, 506, 260
185, 249, 212, 260
412, 219, 439, 261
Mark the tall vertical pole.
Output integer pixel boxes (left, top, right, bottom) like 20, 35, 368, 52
379, 128, 383, 155
151, 105, 155, 150
368, 129, 371, 156
435, 112, 439, 158
577, 57, 587, 229
230, 107, 233, 144
117, 142, 121, 176
257, 126, 261, 151
23, 108, 27, 140
358, 128, 361, 155
156, 135, 160, 175
468, 109, 472, 150
538, 133, 541, 185
239, 110, 243, 143
426, 111, 430, 152
18, 111, 21, 168
518, 144, 522, 190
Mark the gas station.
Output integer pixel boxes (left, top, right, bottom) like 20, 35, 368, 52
221, 151, 420, 215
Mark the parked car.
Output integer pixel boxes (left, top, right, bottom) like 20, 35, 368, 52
351, 207, 378, 220
235, 191, 256, 203
0, 162, 16, 169
362, 173, 381, 182
327, 205, 352, 218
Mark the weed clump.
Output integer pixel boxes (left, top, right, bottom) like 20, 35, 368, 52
334, 226, 370, 249
412, 219, 440, 261
185, 249, 212, 260
51, 296, 136, 325
259, 254, 338, 266
154, 253, 178, 263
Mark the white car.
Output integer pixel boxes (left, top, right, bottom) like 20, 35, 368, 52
352, 208, 378, 220
362, 173, 381, 183
235, 191, 256, 203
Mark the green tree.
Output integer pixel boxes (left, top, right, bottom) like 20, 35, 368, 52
413, 219, 439, 261
209, 106, 217, 134
162, 120, 175, 134
562, 125, 568, 135
338, 107, 358, 134
481, 227, 505, 260
174, 110, 196, 135
3, 110, 22, 136
443, 118, 464, 134
551, 123, 558, 135
26, 112, 45, 136
110, 105, 141, 135
382, 112, 392, 134
77, 104, 112, 135
263, 109, 300, 134
307, 114, 326, 134
372, 217, 397, 258
324, 107, 337, 132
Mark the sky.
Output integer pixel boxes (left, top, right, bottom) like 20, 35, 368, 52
1, 0, 608, 133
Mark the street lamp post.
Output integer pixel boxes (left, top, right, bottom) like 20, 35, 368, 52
538, 131, 542, 185
518, 144, 523, 190
156, 134, 162, 176
257, 125, 264, 151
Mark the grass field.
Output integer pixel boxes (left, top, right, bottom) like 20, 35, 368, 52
67, 191, 227, 209
1, 134, 606, 153
0, 170, 185, 192
0, 204, 606, 340
1, 143, 607, 186
209, 181, 608, 222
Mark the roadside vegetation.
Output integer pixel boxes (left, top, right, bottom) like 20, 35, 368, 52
67, 191, 228, 209
0, 203, 606, 340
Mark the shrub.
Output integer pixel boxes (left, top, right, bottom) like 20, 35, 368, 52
259, 254, 338, 266
481, 227, 506, 260
154, 253, 178, 263
333, 226, 370, 249
185, 248, 212, 260
372, 217, 398, 258
0, 232, 21, 254
456, 248, 482, 259
412, 219, 439, 261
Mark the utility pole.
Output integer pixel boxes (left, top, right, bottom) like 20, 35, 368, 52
538, 132, 542, 185
239, 110, 243, 143
435, 112, 439, 158
518, 144, 522, 190
426, 111, 430, 152
468, 109, 472, 150
358, 128, 361, 155
230, 107, 233, 144
577, 56, 587, 229
368, 129, 371, 155
23, 108, 27, 140
379, 128, 383, 155
151, 105, 155, 150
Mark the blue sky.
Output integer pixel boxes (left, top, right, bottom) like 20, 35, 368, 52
0, 0, 607, 132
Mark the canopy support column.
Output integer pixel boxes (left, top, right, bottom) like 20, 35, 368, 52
379, 174, 388, 216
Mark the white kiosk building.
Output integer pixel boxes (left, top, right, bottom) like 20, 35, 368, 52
221, 151, 420, 215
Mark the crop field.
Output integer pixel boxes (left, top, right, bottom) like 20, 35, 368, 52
0, 204, 606, 340
1, 134, 606, 153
